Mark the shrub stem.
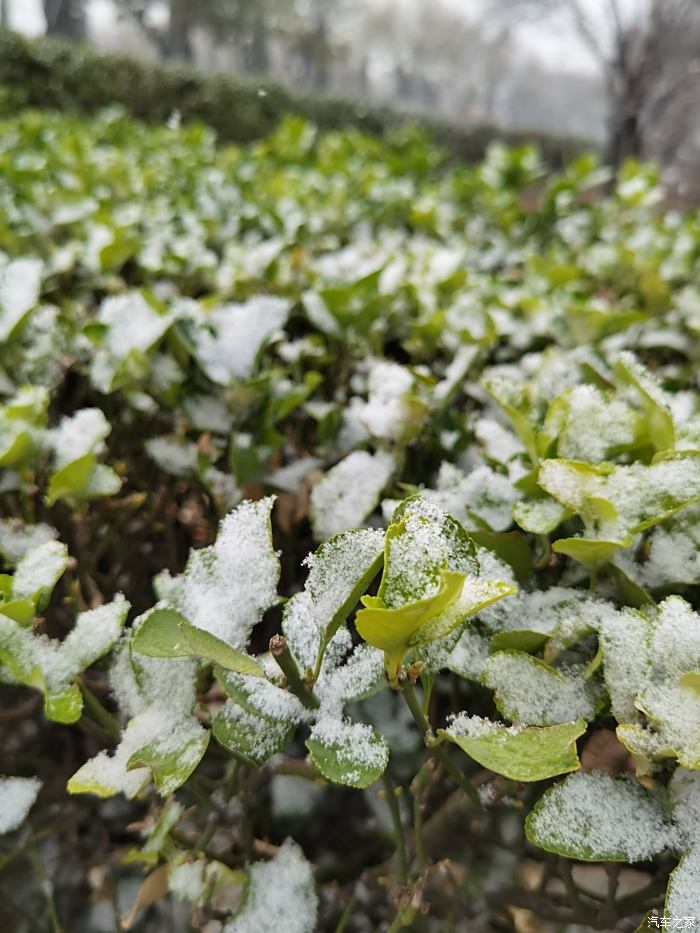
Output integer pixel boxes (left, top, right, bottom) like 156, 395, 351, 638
270, 635, 320, 709
401, 681, 480, 806
382, 770, 408, 884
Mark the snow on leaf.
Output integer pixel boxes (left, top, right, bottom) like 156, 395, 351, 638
483, 651, 598, 727
0, 594, 129, 723
212, 701, 295, 768
224, 839, 317, 933
306, 714, 388, 788
525, 772, 671, 862
69, 625, 204, 797
193, 296, 289, 385
0, 776, 42, 834
282, 528, 384, 673
177, 498, 280, 649
538, 455, 700, 559
0, 520, 57, 566
310, 450, 394, 540
46, 408, 111, 469
0, 258, 43, 341
441, 715, 586, 782
10, 539, 69, 608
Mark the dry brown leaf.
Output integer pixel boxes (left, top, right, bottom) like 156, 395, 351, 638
121, 864, 169, 930
580, 728, 634, 775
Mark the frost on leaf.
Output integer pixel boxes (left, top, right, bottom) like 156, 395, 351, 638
0, 776, 42, 834
352, 360, 428, 443
282, 528, 384, 672
423, 462, 520, 532
192, 296, 289, 385
0, 591, 129, 723
525, 771, 671, 862
176, 498, 280, 649
538, 455, 700, 564
0, 258, 43, 341
306, 714, 389, 788
10, 539, 69, 608
69, 624, 207, 797
355, 496, 515, 679
90, 290, 172, 392
441, 714, 586, 782
310, 450, 394, 540
617, 597, 700, 769
224, 839, 317, 933
483, 651, 598, 727
0, 519, 57, 566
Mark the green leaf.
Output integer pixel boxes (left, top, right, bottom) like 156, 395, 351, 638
0, 428, 33, 468
306, 720, 388, 788
552, 537, 629, 566
46, 454, 96, 506
355, 498, 506, 679
679, 671, 700, 695
614, 352, 675, 453
665, 848, 700, 916
212, 702, 295, 767
513, 497, 571, 534
43, 682, 83, 724
131, 606, 264, 677
490, 630, 549, 653
482, 375, 540, 465
0, 599, 36, 626
124, 801, 184, 866
440, 717, 586, 781
468, 529, 532, 584
127, 728, 210, 796
525, 772, 670, 862
11, 540, 69, 609
356, 569, 465, 680
483, 650, 597, 726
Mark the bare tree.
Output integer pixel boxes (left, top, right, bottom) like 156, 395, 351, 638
43, 0, 86, 40
114, 0, 194, 60
489, 0, 700, 165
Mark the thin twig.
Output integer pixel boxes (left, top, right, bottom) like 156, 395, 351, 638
401, 681, 480, 806
382, 770, 408, 884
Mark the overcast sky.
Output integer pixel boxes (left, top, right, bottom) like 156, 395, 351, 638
7, 0, 602, 74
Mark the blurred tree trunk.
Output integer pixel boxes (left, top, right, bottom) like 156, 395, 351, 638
164, 0, 193, 61
246, 6, 269, 74
43, 0, 86, 40
1, 0, 9, 29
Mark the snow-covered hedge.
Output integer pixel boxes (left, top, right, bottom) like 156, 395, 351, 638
1, 106, 699, 929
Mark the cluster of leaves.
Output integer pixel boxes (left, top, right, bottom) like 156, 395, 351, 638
2, 103, 700, 930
